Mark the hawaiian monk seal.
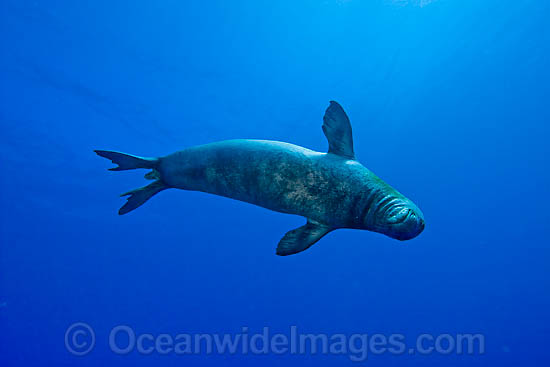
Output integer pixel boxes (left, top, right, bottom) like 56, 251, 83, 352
95, 101, 425, 255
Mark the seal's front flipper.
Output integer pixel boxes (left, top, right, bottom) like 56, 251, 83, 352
322, 101, 355, 159
276, 220, 332, 256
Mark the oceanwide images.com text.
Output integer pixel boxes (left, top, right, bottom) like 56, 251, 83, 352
65, 323, 485, 362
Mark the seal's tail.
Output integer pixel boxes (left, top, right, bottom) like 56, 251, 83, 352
94, 150, 167, 215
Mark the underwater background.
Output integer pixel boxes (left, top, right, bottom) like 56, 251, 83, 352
1, 0, 549, 366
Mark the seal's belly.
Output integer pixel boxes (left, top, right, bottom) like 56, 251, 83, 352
160, 140, 358, 225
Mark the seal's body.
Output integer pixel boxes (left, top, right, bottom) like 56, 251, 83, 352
96, 101, 424, 255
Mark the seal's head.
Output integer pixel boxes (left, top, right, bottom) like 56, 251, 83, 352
370, 196, 425, 241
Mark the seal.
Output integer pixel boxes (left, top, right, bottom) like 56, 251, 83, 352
96, 101, 425, 255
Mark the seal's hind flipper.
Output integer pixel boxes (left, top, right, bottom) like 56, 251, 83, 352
322, 101, 355, 159
276, 220, 332, 256
119, 180, 166, 215
94, 150, 158, 171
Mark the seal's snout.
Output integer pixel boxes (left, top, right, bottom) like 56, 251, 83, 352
396, 209, 425, 240
384, 204, 425, 241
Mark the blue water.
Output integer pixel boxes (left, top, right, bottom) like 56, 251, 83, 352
1, 0, 549, 366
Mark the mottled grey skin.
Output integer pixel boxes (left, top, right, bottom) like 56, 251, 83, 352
161, 139, 423, 239
96, 101, 424, 255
